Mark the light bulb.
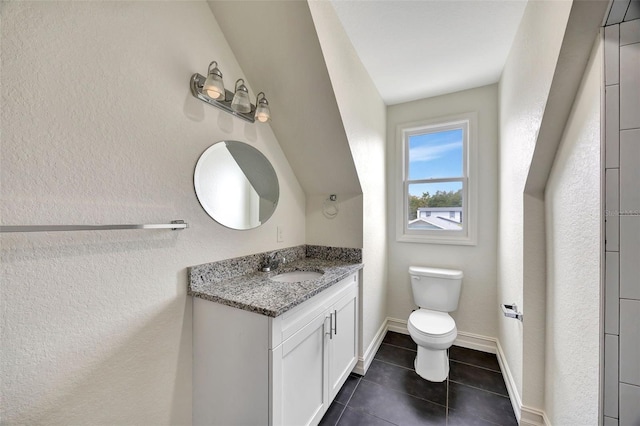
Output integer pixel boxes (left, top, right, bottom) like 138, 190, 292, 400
203, 61, 225, 100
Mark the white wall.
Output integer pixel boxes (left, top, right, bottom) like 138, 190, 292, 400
544, 36, 602, 425
386, 85, 499, 340
0, 2, 305, 423
498, 0, 572, 403
206, 0, 362, 199
307, 1, 388, 365
306, 194, 363, 249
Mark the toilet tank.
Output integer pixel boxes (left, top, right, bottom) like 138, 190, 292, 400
409, 266, 463, 312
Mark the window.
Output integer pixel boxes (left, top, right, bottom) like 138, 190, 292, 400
396, 112, 477, 245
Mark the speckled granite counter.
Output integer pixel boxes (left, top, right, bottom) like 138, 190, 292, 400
188, 245, 363, 317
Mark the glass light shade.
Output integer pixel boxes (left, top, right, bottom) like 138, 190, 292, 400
254, 101, 270, 122
203, 61, 225, 100
231, 83, 251, 114
203, 73, 225, 99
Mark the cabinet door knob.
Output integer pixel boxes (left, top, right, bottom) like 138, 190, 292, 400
327, 314, 333, 340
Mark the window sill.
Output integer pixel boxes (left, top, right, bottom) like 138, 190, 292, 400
396, 233, 477, 246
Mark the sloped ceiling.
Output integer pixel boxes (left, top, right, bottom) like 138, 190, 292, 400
330, 0, 528, 105
207, 0, 362, 196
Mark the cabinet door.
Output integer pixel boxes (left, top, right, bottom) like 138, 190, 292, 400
328, 286, 358, 400
276, 312, 329, 426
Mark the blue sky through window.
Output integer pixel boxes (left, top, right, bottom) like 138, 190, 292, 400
408, 129, 463, 196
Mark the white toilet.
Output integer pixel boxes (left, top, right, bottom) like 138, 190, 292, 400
407, 266, 463, 382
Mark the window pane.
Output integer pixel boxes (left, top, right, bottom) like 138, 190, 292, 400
408, 129, 463, 180
407, 182, 463, 231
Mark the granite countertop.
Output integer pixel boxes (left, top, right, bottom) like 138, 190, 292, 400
189, 257, 363, 317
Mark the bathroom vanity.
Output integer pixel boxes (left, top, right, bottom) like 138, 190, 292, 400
190, 247, 362, 426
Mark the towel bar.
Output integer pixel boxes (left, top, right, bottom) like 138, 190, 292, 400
0, 220, 188, 233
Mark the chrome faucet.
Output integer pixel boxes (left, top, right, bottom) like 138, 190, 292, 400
262, 251, 286, 272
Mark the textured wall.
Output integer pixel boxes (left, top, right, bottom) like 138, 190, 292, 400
544, 37, 602, 425
386, 85, 499, 340
497, 0, 572, 402
307, 1, 389, 361
0, 2, 305, 423
306, 194, 363, 249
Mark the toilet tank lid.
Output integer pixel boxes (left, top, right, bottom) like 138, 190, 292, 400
409, 266, 463, 279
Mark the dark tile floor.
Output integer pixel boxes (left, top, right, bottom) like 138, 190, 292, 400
320, 331, 517, 426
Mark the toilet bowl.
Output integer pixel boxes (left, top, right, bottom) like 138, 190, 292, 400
407, 266, 463, 382
408, 309, 457, 381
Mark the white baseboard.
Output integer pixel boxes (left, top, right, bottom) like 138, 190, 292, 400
378, 317, 550, 425
495, 339, 523, 422
386, 317, 408, 334
455, 331, 498, 354
353, 317, 387, 375
520, 405, 549, 426
493, 342, 550, 426
385, 317, 498, 354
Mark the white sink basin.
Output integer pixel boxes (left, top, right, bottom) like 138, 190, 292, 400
270, 270, 324, 283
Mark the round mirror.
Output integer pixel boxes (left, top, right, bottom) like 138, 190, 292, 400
194, 141, 279, 230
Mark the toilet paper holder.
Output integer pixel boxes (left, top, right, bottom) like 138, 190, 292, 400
501, 303, 524, 322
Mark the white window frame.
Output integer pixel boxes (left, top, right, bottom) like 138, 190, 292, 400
395, 112, 478, 245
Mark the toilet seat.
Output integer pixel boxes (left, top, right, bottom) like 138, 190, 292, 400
408, 309, 456, 339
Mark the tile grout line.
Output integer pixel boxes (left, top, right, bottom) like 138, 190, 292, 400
340, 377, 401, 426
332, 403, 347, 426
334, 376, 359, 426
381, 341, 503, 373
359, 375, 448, 409
447, 406, 510, 426
445, 353, 450, 425
370, 357, 510, 408
373, 357, 416, 371
380, 341, 417, 352
374, 354, 502, 378
448, 379, 510, 399
449, 358, 502, 374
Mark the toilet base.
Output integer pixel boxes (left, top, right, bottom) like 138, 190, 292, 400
414, 345, 449, 382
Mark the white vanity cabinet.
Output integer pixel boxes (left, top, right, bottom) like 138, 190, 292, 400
193, 272, 359, 426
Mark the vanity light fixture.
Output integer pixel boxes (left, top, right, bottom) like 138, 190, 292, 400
254, 92, 271, 123
190, 60, 271, 123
